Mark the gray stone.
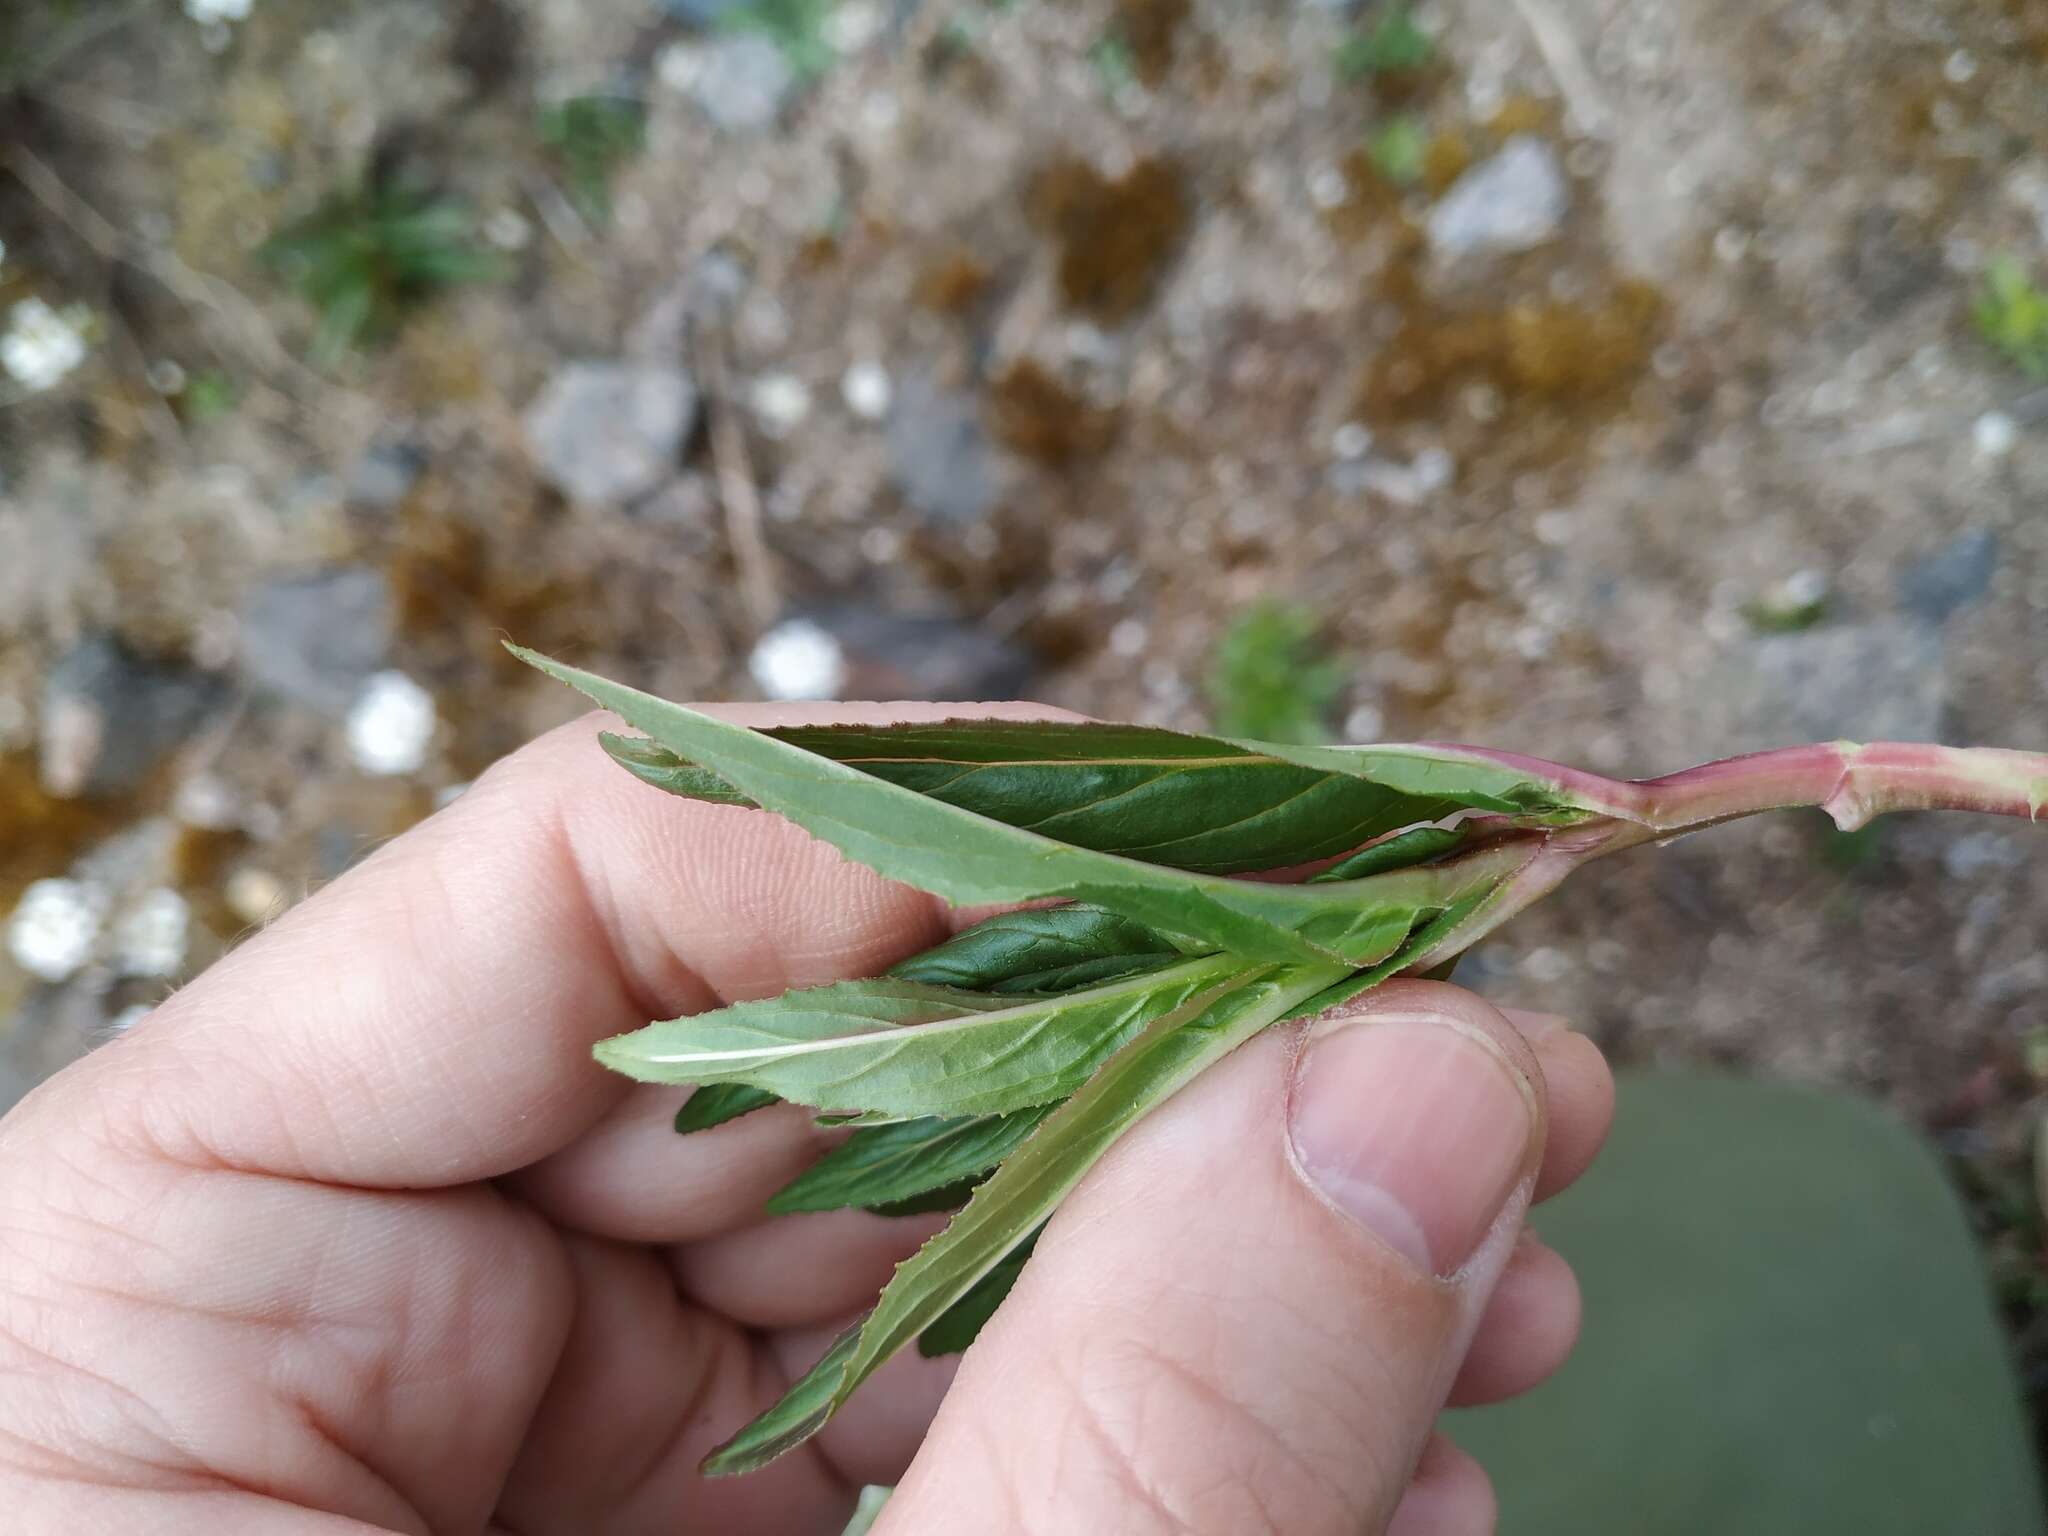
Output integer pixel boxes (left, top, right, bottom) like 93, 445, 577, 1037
691, 34, 796, 134
887, 376, 996, 525
657, 0, 747, 22
239, 566, 392, 716
346, 435, 425, 510
39, 637, 226, 799
1427, 136, 1569, 259
1696, 622, 1946, 755
523, 362, 697, 505
804, 605, 1035, 700
1897, 528, 1997, 625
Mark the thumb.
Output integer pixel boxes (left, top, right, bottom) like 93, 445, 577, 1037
877, 981, 1544, 1536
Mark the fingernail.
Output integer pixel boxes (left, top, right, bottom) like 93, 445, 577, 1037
1289, 1012, 1535, 1277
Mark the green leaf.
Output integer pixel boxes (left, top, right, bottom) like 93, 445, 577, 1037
520, 648, 1521, 965
887, 903, 1184, 993
596, 957, 1246, 1120
866, 1177, 985, 1217
701, 955, 1349, 1476
767, 1105, 1056, 1215
598, 717, 1581, 875
601, 731, 756, 805
674, 1083, 779, 1134
918, 1225, 1042, 1356
1308, 824, 1468, 883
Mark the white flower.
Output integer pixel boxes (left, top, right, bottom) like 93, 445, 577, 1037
183, 0, 254, 22
113, 889, 190, 978
1, 298, 89, 392
750, 619, 847, 701
346, 671, 437, 776
7, 878, 104, 983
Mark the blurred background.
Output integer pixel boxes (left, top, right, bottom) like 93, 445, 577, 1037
2, 0, 2047, 1506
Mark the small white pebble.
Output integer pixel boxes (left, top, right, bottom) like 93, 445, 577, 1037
656, 43, 703, 92
1974, 410, 2018, 460
1944, 49, 1977, 85
346, 671, 436, 776
225, 867, 287, 927
1411, 446, 1455, 495
1781, 567, 1830, 607
1342, 703, 1385, 742
1308, 164, 1350, 210
1108, 618, 1149, 658
750, 619, 847, 701
182, 0, 251, 21
484, 208, 532, 251
841, 360, 893, 421
113, 889, 190, 978
1533, 509, 1576, 545
1713, 226, 1751, 265
1522, 946, 1573, 982
1, 298, 89, 392
7, 878, 104, 984
824, 0, 883, 52
751, 373, 812, 437
1330, 421, 1373, 460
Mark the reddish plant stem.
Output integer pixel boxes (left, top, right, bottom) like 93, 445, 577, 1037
1396, 742, 2048, 976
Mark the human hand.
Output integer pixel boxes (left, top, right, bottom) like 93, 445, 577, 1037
0, 706, 1613, 1534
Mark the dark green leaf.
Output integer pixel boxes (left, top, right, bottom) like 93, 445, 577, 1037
597, 957, 1250, 1119
702, 956, 1350, 1476
601, 731, 755, 805
866, 1178, 985, 1217
918, 1226, 1042, 1356
1308, 824, 1468, 883
674, 1083, 779, 1135
887, 903, 1183, 993
524, 648, 1517, 966
598, 717, 1585, 875
767, 1105, 1055, 1215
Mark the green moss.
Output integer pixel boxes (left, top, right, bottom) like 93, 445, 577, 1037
1206, 604, 1346, 745
1975, 255, 2048, 379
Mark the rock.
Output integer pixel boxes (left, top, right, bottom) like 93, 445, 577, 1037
239, 566, 392, 716
887, 376, 997, 525
655, 0, 747, 23
345, 671, 438, 776
750, 618, 848, 701
6, 878, 105, 983
1697, 622, 1946, 754
1843, 208, 1939, 318
1897, 528, 1997, 624
798, 606, 1035, 700
39, 636, 226, 798
689, 35, 795, 134
345, 434, 425, 509
523, 362, 697, 505
1426, 136, 1569, 259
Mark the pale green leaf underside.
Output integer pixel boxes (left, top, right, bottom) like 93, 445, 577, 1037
517, 648, 1488, 965
597, 957, 1245, 1119
702, 956, 1351, 1476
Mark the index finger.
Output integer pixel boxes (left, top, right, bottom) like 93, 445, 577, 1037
50, 702, 1071, 1189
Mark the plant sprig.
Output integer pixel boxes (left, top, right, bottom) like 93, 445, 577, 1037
513, 644, 2047, 1476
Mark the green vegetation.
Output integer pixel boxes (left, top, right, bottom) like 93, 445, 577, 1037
1335, 4, 1432, 81
1089, 31, 1137, 96
723, 0, 837, 80
537, 94, 647, 226
1366, 115, 1427, 187
262, 168, 503, 367
1974, 255, 2048, 379
1205, 602, 1347, 744
177, 366, 240, 423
